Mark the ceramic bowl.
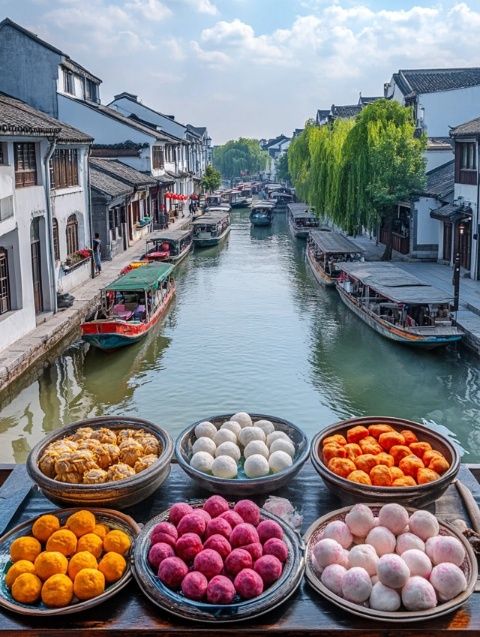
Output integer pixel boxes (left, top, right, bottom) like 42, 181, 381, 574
311, 416, 460, 507
175, 413, 310, 495
27, 416, 173, 509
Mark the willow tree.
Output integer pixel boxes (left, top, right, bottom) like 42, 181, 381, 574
213, 138, 268, 181
288, 122, 315, 202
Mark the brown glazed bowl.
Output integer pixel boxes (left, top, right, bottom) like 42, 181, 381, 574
27, 416, 173, 509
311, 416, 460, 507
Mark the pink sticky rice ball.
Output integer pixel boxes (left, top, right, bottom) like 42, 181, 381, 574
181, 571, 208, 601
169, 503, 193, 526
322, 521, 353, 550
396, 532, 425, 555
365, 526, 396, 556
230, 523, 260, 548
313, 538, 347, 569
194, 509, 212, 524
425, 536, 441, 561
151, 530, 177, 549
378, 503, 409, 536
263, 538, 289, 563
234, 568, 264, 599
377, 553, 410, 589
320, 564, 347, 596
220, 510, 244, 528
341, 567, 372, 603
225, 548, 253, 576
242, 542, 263, 561
401, 549, 432, 578
206, 575, 236, 604
369, 581, 401, 611
204, 534, 232, 560
254, 555, 283, 586
148, 542, 175, 570
177, 513, 207, 538
430, 563, 467, 602
345, 504, 376, 537
348, 544, 378, 576
206, 517, 232, 540
257, 520, 283, 544
193, 549, 224, 580
151, 522, 178, 541
175, 533, 203, 563
402, 576, 437, 610
234, 500, 261, 526
429, 536, 466, 567
408, 510, 439, 541
158, 556, 188, 589
203, 495, 230, 518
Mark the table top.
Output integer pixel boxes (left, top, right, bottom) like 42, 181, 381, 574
0, 461, 479, 635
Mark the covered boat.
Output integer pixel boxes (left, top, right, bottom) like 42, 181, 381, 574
272, 192, 293, 212
206, 194, 231, 211
336, 262, 463, 349
250, 202, 274, 226
288, 203, 319, 237
143, 227, 193, 265
229, 190, 249, 208
306, 231, 364, 286
192, 211, 231, 247
81, 263, 175, 351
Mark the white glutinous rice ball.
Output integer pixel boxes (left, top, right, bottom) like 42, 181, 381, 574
220, 420, 242, 439
244, 440, 269, 459
369, 581, 401, 612
194, 421, 217, 440
348, 544, 378, 576
402, 576, 437, 610
377, 553, 410, 589
365, 526, 396, 556
409, 510, 439, 541
320, 564, 347, 596
192, 436, 216, 456
425, 536, 441, 561
214, 428, 237, 447
269, 437, 295, 458
345, 504, 376, 537
430, 563, 467, 602
266, 431, 289, 448
378, 503, 409, 535
190, 451, 214, 474
269, 450, 293, 473
396, 532, 425, 555
322, 521, 353, 549
341, 567, 372, 603
401, 549, 432, 578
244, 454, 270, 478
215, 441, 241, 462
211, 455, 238, 479
238, 427, 266, 447
429, 536, 466, 567
313, 538, 346, 569
254, 419, 275, 436
231, 412, 252, 428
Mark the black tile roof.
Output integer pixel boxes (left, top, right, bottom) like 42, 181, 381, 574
393, 68, 480, 96
90, 166, 133, 198
89, 157, 155, 187
187, 124, 207, 137
422, 160, 454, 199
110, 93, 188, 134
451, 116, 480, 137
358, 95, 382, 105
331, 104, 362, 118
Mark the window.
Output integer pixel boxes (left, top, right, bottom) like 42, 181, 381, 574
109, 208, 116, 241
0, 143, 6, 165
0, 196, 13, 222
85, 79, 98, 102
50, 149, 79, 189
460, 142, 476, 170
0, 248, 10, 315
66, 214, 79, 256
456, 142, 478, 185
63, 69, 74, 95
152, 147, 165, 170
14, 143, 37, 188
52, 218, 60, 261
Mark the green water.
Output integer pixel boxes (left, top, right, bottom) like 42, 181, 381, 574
1, 210, 480, 464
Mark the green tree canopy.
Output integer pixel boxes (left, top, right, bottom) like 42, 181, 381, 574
201, 164, 222, 193
213, 138, 268, 180
276, 152, 290, 183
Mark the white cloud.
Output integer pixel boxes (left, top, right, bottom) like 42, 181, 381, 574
190, 40, 231, 66
189, 0, 218, 15
126, 0, 171, 21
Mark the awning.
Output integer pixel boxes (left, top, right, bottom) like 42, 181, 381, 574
166, 170, 181, 179
106, 263, 173, 292
430, 203, 472, 223
309, 230, 364, 254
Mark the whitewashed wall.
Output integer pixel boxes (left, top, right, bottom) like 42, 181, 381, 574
425, 148, 454, 171
419, 86, 480, 138
109, 97, 187, 139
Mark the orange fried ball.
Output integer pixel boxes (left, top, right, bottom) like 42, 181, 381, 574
46, 529, 77, 557
31, 515, 60, 543
34, 551, 68, 581
354, 454, 377, 474
323, 443, 347, 463
417, 468, 441, 484
347, 470, 372, 485
93, 524, 110, 540
368, 424, 394, 438
423, 449, 443, 465
73, 568, 105, 600
98, 552, 127, 583
389, 466, 404, 481
390, 445, 412, 464
347, 426, 370, 444
399, 454, 424, 479
68, 551, 98, 580
409, 442, 432, 459
392, 476, 417, 487
11, 573, 42, 604
41, 573, 74, 607
400, 429, 418, 445
66, 510, 96, 538
344, 443, 362, 461
5, 560, 35, 588
77, 533, 103, 559
103, 530, 131, 556
375, 452, 394, 468
10, 536, 42, 563
323, 434, 347, 447
359, 438, 382, 455
327, 457, 356, 479
428, 454, 450, 475
378, 431, 405, 451
370, 464, 393, 486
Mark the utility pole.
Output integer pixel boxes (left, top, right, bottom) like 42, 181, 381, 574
452, 222, 465, 312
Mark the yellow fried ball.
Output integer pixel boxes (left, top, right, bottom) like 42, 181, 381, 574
103, 530, 131, 556
10, 536, 42, 563
11, 573, 42, 604
77, 533, 103, 559
66, 510, 96, 538
5, 560, 35, 588
93, 524, 110, 540
46, 529, 77, 557
41, 573, 73, 607
73, 568, 105, 600
98, 552, 127, 583
34, 551, 68, 581
67, 551, 98, 580
31, 514, 61, 543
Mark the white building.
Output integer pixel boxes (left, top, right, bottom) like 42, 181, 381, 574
261, 135, 291, 180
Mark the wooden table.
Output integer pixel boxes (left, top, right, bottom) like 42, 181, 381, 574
0, 461, 479, 636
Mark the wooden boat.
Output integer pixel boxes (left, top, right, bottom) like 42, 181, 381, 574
288, 203, 319, 237
205, 194, 231, 211
306, 231, 364, 287
250, 202, 274, 226
81, 263, 175, 351
230, 190, 249, 208
192, 211, 231, 247
336, 262, 463, 349
142, 228, 193, 265
273, 193, 294, 212
239, 187, 253, 206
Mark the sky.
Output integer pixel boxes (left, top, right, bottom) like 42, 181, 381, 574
2, 1, 480, 143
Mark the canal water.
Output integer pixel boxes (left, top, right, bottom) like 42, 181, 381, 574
1, 210, 480, 464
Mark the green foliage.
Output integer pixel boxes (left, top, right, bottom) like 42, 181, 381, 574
201, 164, 222, 193
276, 152, 290, 182
213, 138, 268, 180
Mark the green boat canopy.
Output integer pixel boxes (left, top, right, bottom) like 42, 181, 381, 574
106, 263, 173, 292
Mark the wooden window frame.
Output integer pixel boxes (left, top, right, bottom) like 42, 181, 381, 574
66, 214, 79, 256
63, 69, 74, 95
86, 79, 97, 102
0, 143, 6, 165
52, 218, 60, 261
50, 148, 79, 189
455, 141, 478, 185
0, 248, 11, 315
14, 143, 37, 188
152, 147, 165, 170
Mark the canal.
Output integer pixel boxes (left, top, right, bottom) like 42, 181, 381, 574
1, 210, 480, 464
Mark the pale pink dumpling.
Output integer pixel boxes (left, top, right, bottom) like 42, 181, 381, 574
430, 563, 467, 602
175, 533, 203, 563
230, 523, 260, 548
341, 567, 372, 603
168, 502, 193, 526
320, 564, 346, 596
204, 534, 232, 560
225, 548, 252, 576
345, 504, 376, 537
408, 510, 439, 541
313, 539, 347, 569
234, 568, 264, 599
429, 536, 465, 567
378, 503, 409, 536
396, 532, 425, 555
365, 526, 396, 556
322, 521, 353, 549
177, 512, 207, 537
149, 542, 175, 570
203, 495, 230, 518
369, 581, 401, 611
158, 556, 188, 589
257, 520, 283, 543
348, 544, 378, 576
401, 549, 432, 578
193, 549, 224, 580
425, 536, 441, 561
401, 576, 437, 610
181, 571, 208, 601
377, 553, 410, 589
254, 555, 283, 585
206, 575, 236, 604
263, 538, 288, 563
234, 500, 261, 526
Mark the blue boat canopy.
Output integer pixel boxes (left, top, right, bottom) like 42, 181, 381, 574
106, 263, 173, 292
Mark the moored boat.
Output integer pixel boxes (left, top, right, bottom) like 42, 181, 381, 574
142, 228, 193, 265
288, 203, 319, 237
272, 192, 293, 212
230, 190, 249, 208
192, 211, 231, 247
249, 202, 274, 226
206, 194, 231, 211
336, 262, 463, 349
306, 231, 364, 287
81, 263, 175, 351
